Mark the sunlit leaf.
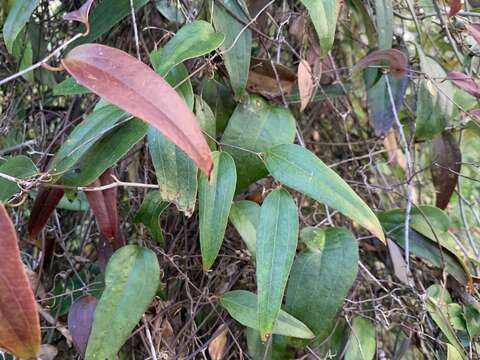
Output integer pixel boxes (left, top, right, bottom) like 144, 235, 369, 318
257, 189, 299, 341
85, 245, 160, 360
62, 44, 212, 176
199, 151, 237, 270
0, 205, 41, 359
265, 144, 385, 242
220, 290, 315, 339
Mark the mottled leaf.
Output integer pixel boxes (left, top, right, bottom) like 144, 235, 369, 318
221, 96, 296, 191
212, 0, 252, 98
301, 0, 338, 55
134, 192, 169, 243
229, 200, 260, 256
431, 131, 461, 209
68, 296, 98, 357
2, 0, 40, 53
220, 290, 315, 339
199, 151, 237, 270
265, 144, 385, 242
0, 155, 37, 202
257, 189, 299, 340
285, 227, 359, 342
344, 317, 376, 360
85, 245, 160, 360
0, 205, 41, 359
62, 44, 212, 176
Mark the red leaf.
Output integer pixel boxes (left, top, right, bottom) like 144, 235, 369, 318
446, 71, 480, 98
0, 205, 41, 359
85, 168, 124, 248
448, 0, 462, 17
63, 0, 95, 33
61, 44, 213, 177
466, 23, 480, 46
28, 186, 65, 239
431, 131, 461, 209
353, 49, 408, 79
68, 296, 98, 357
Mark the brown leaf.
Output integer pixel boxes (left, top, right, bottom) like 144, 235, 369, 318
247, 58, 296, 100
63, 0, 95, 33
446, 71, 480, 98
61, 44, 213, 177
353, 49, 408, 79
208, 325, 228, 360
448, 0, 462, 17
28, 186, 64, 239
0, 205, 41, 359
85, 168, 124, 248
383, 130, 406, 170
298, 59, 315, 112
466, 23, 480, 46
431, 131, 461, 209
68, 296, 98, 357
387, 239, 410, 285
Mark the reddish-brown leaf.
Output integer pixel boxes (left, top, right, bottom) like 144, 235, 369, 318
85, 168, 124, 248
247, 58, 296, 100
28, 186, 65, 239
298, 59, 315, 112
61, 44, 213, 177
0, 205, 41, 359
68, 296, 98, 357
446, 71, 480, 98
466, 23, 480, 46
448, 0, 462, 17
63, 0, 95, 33
353, 49, 408, 79
431, 131, 461, 210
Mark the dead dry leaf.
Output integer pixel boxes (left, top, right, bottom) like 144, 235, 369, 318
383, 130, 406, 170
298, 59, 315, 111
208, 325, 228, 360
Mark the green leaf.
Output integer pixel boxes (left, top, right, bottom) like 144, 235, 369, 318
53, 77, 90, 96
448, 344, 465, 360
50, 105, 129, 178
63, 119, 148, 187
2, 0, 39, 53
265, 144, 385, 242
195, 95, 217, 151
285, 227, 359, 342
416, 47, 454, 139
256, 189, 299, 340
199, 151, 237, 270
212, 0, 252, 98
301, 0, 338, 55
221, 96, 296, 191
464, 304, 480, 339
11, 29, 33, 82
0, 156, 37, 202
134, 192, 169, 243
344, 317, 376, 360
149, 20, 225, 76
70, 0, 149, 48
220, 290, 315, 339
426, 285, 466, 359
374, 0, 393, 49
379, 209, 471, 285
200, 76, 236, 133
85, 245, 160, 360
229, 200, 260, 256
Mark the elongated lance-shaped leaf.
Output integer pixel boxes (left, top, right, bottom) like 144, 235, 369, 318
256, 188, 299, 341
28, 186, 65, 238
229, 200, 260, 256
0, 205, 41, 359
134, 192, 169, 243
68, 296, 98, 357
85, 245, 160, 360
220, 290, 315, 339
199, 151, 237, 270
62, 44, 212, 177
2, 0, 40, 53
265, 144, 385, 243
301, 0, 339, 56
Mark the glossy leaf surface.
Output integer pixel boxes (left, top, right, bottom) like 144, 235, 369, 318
221, 96, 296, 191
85, 245, 160, 360
301, 0, 338, 55
0, 155, 37, 202
199, 151, 237, 270
2, 0, 40, 52
68, 296, 98, 357
0, 205, 41, 359
265, 144, 385, 242
285, 227, 359, 342
62, 44, 212, 176
220, 290, 315, 339
256, 189, 299, 340
229, 200, 260, 256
